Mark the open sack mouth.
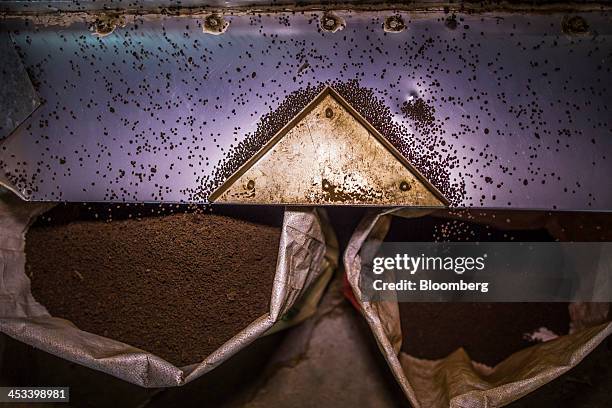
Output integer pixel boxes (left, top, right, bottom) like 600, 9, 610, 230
343, 208, 612, 407
386, 210, 611, 364
0, 193, 337, 387
25, 204, 283, 367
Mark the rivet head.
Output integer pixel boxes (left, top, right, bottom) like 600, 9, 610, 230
91, 15, 123, 37
384, 16, 405, 33
204, 14, 228, 35
562, 15, 589, 35
320, 13, 344, 32
445, 14, 458, 30
400, 181, 411, 191
325, 107, 334, 118
246, 179, 255, 190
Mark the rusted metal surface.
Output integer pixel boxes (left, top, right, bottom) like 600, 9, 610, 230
0, 11, 611, 209
211, 87, 446, 206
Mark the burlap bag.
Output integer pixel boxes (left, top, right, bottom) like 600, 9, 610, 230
344, 208, 611, 407
0, 189, 338, 387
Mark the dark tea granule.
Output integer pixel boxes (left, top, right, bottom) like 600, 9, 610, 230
26, 212, 281, 367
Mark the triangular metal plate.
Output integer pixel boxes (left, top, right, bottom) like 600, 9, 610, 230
210, 87, 447, 206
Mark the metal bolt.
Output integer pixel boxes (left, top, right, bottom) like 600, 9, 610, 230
562, 15, 589, 35
247, 179, 255, 190
384, 16, 405, 33
321, 13, 343, 32
325, 107, 334, 118
204, 14, 227, 34
445, 14, 458, 30
91, 16, 120, 37
400, 181, 411, 191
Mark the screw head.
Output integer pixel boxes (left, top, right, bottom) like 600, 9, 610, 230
247, 179, 255, 190
325, 107, 334, 118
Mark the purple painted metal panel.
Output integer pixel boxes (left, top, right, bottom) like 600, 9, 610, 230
0, 11, 611, 208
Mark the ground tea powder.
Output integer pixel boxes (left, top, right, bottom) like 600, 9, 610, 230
399, 302, 570, 367
386, 213, 571, 367
26, 211, 281, 367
